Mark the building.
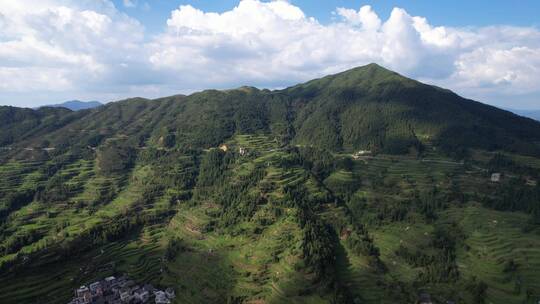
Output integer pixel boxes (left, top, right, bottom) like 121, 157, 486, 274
119, 288, 132, 302
134, 290, 150, 303
103, 276, 117, 290
352, 150, 372, 159
89, 281, 103, 296
219, 144, 228, 152
525, 177, 537, 186
239, 147, 247, 156
143, 284, 156, 293
154, 291, 171, 304
357, 150, 371, 155
165, 288, 175, 299
68, 275, 174, 304
491, 173, 502, 182
76, 286, 92, 304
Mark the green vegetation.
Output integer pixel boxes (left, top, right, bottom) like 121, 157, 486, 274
1, 64, 540, 303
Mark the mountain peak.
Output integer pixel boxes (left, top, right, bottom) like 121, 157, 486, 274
358, 62, 388, 70
286, 62, 415, 96
335, 62, 405, 82
40, 100, 103, 111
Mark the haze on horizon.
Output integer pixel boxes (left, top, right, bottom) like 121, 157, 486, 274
0, 0, 539, 109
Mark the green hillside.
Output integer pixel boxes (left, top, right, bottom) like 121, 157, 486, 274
1, 64, 540, 304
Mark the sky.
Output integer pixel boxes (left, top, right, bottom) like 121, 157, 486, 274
1, 0, 539, 109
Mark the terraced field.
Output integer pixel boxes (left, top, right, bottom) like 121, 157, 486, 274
445, 206, 540, 303
0, 161, 45, 193
1, 137, 540, 304
0, 151, 185, 304
160, 145, 323, 303
335, 152, 540, 303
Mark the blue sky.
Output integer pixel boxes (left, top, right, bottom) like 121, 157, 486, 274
1, 0, 540, 109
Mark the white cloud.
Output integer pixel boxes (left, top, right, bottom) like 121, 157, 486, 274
123, 0, 136, 8
337, 5, 381, 30
448, 47, 540, 96
0, 67, 72, 92
1, 0, 539, 109
0, 0, 145, 100
147, 1, 540, 108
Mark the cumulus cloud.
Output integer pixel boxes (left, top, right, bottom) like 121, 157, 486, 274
123, 0, 136, 8
0, 0, 146, 102
336, 5, 381, 30
1, 0, 539, 108
147, 0, 540, 106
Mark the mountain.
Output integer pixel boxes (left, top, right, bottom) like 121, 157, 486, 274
6, 64, 540, 157
41, 100, 102, 111
1, 64, 540, 304
508, 108, 540, 121
0, 106, 85, 146
285, 64, 540, 156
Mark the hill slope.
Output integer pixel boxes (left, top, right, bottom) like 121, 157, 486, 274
286, 64, 540, 155
1, 64, 540, 304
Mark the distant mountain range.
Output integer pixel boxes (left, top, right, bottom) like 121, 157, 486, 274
508, 109, 540, 121
40, 100, 102, 111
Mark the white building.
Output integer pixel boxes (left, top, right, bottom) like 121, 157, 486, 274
154, 291, 171, 304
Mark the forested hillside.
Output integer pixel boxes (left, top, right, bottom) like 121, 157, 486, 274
1, 64, 540, 304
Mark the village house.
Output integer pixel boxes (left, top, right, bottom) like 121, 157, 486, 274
134, 289, 150, 303
143, 284, 156, 294
67, 274, 174, 304
104, 276, 117, 289
352, 150, 371, 159
119, 288, 132, 302
525, 177, 538, 186
165, 288, 175, 299
154, 291, 170, 304
89, 282, 103, 297
219, 144, 228, 152
239, 147, 247, 156
76, 286, 92, 304
491, 172, 502, 182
